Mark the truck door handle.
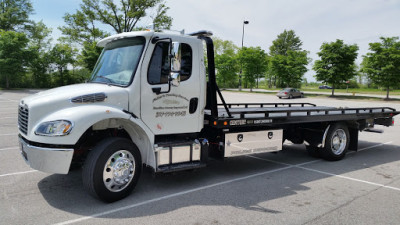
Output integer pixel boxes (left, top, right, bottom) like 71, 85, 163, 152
189, 98, 198, 114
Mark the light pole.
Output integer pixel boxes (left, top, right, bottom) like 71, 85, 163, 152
239, 20, 249, 91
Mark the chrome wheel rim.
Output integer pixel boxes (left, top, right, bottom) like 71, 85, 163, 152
103, 150, 135, 192
330, 129, 347, 155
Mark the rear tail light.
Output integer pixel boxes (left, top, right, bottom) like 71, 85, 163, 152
284, 92, 288, 94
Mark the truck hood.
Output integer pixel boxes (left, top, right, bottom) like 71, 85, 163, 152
22, 83, 128, 105
20, 83, 129, 133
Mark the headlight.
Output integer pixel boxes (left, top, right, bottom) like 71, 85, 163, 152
35, 120, 73, 136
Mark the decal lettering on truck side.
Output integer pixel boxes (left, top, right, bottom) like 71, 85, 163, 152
152, 94, 189, 118
229, 119, 273, 126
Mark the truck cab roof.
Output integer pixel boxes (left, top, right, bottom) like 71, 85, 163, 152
97, 30, 211, 47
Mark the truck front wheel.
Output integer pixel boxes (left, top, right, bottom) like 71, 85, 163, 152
320, 123, 349, 161
82, 137, 142, 202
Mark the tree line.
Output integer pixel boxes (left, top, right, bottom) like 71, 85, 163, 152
0, 0, 171, 89
215, 30, 400, 99
1, 0, 399, 98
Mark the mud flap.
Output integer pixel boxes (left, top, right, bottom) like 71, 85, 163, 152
348, 128, 359, 151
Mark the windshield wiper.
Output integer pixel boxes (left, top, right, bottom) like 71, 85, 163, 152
95, 75, 114, 84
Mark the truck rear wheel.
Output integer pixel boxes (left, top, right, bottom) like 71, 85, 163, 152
320, 123, 349, 161
82, 137, 142, 202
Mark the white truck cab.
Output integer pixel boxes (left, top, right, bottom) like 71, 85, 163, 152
19, 31, 209, 202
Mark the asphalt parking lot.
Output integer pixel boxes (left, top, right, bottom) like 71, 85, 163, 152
1, 90, 400, 225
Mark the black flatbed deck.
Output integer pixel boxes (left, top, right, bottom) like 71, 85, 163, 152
205, 103, 399, 128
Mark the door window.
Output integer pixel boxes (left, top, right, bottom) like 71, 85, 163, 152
148, 42, 192, 85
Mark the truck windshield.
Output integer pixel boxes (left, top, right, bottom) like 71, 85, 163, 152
89, 37, 145, 86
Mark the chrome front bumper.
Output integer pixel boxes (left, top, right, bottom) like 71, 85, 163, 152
19, 137, 74, 174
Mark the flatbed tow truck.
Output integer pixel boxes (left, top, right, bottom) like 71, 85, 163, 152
18, 30, 399, 202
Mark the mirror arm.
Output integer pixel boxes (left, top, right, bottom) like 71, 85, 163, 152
150, 37, 175, 95
152, 76, 172, 95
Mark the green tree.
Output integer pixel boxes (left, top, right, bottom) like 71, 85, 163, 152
59, 1, 109, 71
313, 39, 358, 96
0, 0, 33, 31
75, 0, 172, 33
60, 0, 172, 71
79, 41, 102, 71
27, 21, 53, 87
50, 43, 77, 86
213, 37, 239, 88
215, 53, 238, 88
214, 37, 237, 56
239, 46, 267, 91
269, 50, 308, 87
0, 30, 29, 88
150, 2, 172, 31
270, 29, 302, 55
60, 5, 107, 44
361, 37, 400, 99
269, 30, 309, 87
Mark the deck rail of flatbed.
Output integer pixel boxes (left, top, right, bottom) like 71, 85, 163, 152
219, 103, 317, 108
206, 103, 399, 128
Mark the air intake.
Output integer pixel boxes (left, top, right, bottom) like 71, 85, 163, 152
71, 93, 107, 103
18, 105, 29, 135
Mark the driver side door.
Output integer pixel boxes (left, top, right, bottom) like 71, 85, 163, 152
140, 38, 202, 135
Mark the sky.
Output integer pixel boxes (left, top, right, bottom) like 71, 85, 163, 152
31, 0, 400, 82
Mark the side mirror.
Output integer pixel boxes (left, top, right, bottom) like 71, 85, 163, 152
170, 73, 180, 87
170, 42, 182, 73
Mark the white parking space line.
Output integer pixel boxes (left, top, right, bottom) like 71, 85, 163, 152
249, 141, 400, 192
0, 98, 19, 103
54, 164, 297, 225
298, 165, 400, 192
0, 146, 18, 151
356, 142, 392, 152
0, 170, 37, 178
0, 133, 18, 136
0, 124, 16, 127
0, 117, 17, 120
247, 155, 314, 167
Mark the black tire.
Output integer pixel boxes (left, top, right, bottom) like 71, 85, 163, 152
289, 94, 293, 99
306, 145, 320, 158
82, 137, 142, 202
300, 93, 304, 98
279, 97, 282, 99
320, 123, 350, 161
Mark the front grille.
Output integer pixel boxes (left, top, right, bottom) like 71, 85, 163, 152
71, 92, 107, 103
18, 105, 29, 135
